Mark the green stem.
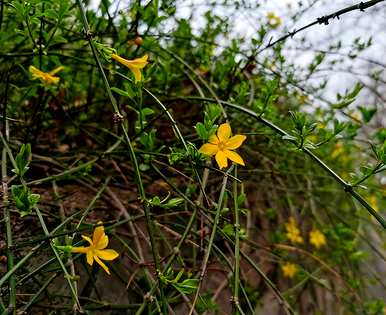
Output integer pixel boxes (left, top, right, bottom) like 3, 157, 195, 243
351, 162, 383, 187
20, 273, 58, 312
34, 206, 81, 309
181, 96, 386, 229
154, 163, 294, 315
135, 163, 199, 315
232, 166, 240, 314
74, 1, 167, 312
2, 160, 16, 314
188, 166, 233, 315
0, 209, 82, 288
1, 85, 15, 313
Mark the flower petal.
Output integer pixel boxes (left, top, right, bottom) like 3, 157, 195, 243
112, 54, 148, 69
49, 66, 64, 75
111, 54, 148, 82
86, 250, 94, 265
128, 54, 149, 69
93, 223, 108, 250
81, 235, 93, 246
225, 135, 246, 150
95, 249, 119, 261
29, 65, 43, 77
48, 76, 60, 84
223, 150, 245, 166
199, 143, 219, 156
71, 246, 89, 254
130, 66, 142, 82
209, 135, 220, 145
217, 123, 231, 142
29, 65, 60, 85
215, 151, 228, 169
94, 255, 110, 275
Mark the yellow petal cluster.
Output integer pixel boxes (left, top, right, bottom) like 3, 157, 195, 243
281, 262, 297, 279
72, 222, 119, 275
29, 65, 64, 85
198, 123, 246, 169
266, 12, 282, 28
285, 217, 304, 244
309, 229, 327, 249
111, 53, 148, 82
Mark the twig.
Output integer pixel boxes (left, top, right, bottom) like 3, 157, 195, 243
1, 68, 16, 314
188, 166, 233, 315
74, 1, 167, 312
182, 96, 386, 229
245, 0, 386, 67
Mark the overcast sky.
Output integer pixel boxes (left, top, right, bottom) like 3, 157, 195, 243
88, 0, 386, 109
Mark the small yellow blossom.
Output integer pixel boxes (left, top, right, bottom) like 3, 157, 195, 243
285, 217, 304, 244
309, 229, 327, 249
369, 195, 379, 212
330, 142, 344, 159
72, 222, 119, 275
199, 123, 246, 169
298, 94, 309, 104
266, 12, 282, 28
29, 65, 64, 85
316, 121, 326, 129
111, 53, 148, 83
281, 262, 297, 279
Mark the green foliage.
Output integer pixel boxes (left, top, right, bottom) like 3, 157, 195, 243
332, 83, 363, 109
1, 0, 385, 314
11, 185, 40, 217
160, 268, 198, 295
12, 144, 31, 177
195, 104, 221, 140
148, 194, 184, 209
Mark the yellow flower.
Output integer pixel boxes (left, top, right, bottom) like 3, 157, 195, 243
285, 217, 304, 244
29, 65, 64, 85
111, 53, 148, 83
298, 94, 309, 104
266, 12, 282, 28
309, 229, 327, 249
330, 142, 344, 159
198, 123, 246, 169
369, 195, 379, 212
281, 262, 297, 279
71, 222, 119, 275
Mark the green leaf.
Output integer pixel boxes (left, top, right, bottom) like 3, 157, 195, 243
332, 83, 362, 109
13, 143, 31, 177
195, 122, 207, 140
358, 106, 377, 123
237, 192, 246, 207
222, 223, 234, 237
163, 198, 184, 209
111, 87, 130, 97
11, 185, 39, 217
172, 278, 199, 295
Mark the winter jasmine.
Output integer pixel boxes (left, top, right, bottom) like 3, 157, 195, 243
199, 123, 246, 169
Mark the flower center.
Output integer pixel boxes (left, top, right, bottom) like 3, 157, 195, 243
218, 141, 226, 151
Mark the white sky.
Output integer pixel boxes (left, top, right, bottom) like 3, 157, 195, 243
87, 0, 386, 108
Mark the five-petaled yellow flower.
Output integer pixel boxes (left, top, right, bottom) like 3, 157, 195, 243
309, 229, 326, 249
199, 123, 246, 169
111, 53, 148, 83
285, 217, 304, 244
281, 262, 297, 279
29, 65, 64, 85
71, 222, 119, 275
266, 12, 282, 28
